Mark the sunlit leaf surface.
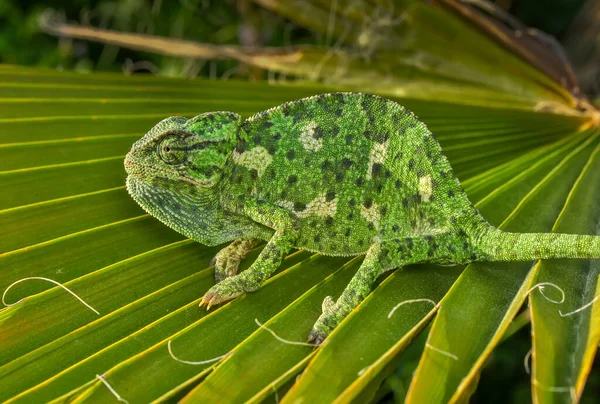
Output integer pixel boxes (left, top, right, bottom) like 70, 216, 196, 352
1, 65, 598, 404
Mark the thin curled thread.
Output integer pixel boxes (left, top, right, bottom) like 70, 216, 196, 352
524, 348, 532, 375
532, 379, 576, 402
96, 374, 129, 404
560, 295, 600, 317
387, 298, 456, 360
2, 276, 100, 315
387, 298, 438, 319
526, 282, 566, 304
167, 340, 229, 365
255, 318, 318, 347
426, 343, 459, 361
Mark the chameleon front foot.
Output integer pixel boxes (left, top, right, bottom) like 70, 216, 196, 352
199, 276, 247, 310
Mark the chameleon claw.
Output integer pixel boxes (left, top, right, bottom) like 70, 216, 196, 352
306, 329, 326, 347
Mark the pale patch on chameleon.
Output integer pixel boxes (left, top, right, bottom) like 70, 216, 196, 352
276, 200, 296, 211
299, 121, 323, 151
231, 146, 272, 176
419, 175, 433, 202
125, 92, 600, 347
367, 139, 389, 180
361, 202, 380, 229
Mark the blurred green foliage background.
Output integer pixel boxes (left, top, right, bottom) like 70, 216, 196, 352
0, 0, 594, 92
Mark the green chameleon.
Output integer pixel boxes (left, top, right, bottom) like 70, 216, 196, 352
124, 92, 600, 344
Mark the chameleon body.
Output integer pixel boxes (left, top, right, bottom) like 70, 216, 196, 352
125, 93, 600, 344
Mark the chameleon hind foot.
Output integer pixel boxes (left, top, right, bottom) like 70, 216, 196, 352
211, 238, 261, 283
307, 296, 337, 345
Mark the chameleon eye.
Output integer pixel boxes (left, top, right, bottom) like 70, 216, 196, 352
158, 135, 187, 165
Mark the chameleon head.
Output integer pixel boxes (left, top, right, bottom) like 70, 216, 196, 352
124, 112, 241, 189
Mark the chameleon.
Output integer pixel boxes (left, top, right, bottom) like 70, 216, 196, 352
124, 92, 600, 344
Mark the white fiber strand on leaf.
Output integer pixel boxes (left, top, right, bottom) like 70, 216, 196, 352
426, 343, 459, 361
524, 348, 532, 374
167, 340, 229, 365
2, 276, 99, 315
255, 318, 318, 347
526, 282, 566, 304
96, 374, 129, 404
387, 298, 438, 319
559, 294, 600, 317
532, 379, 576, 401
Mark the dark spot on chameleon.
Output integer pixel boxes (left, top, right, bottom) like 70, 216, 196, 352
345, 228, 351, 237
372, 163, 383, 177
405, 238, 414, 248
331, 125, 340, 136
345, 135, 354, 145
361, 98, 370, 111
235, 140, 247, 153
380, 206, 388, 216
377, 248, 389, 262
402, 198, 409, 208
448, 245, 455, 253
326, 191, 336, 201
342, 157, 354, 169
384, 169, 392, 178
264, 121, 274, 128
395, 179, 402, 189
376, 132, 389, 143
287, 175, 298, 184
266, 169, 275, 180
463, 242, 469, 250
325, 217, 334, 226
356, 177, 364, 186
439, 170, 447, 177
314, 234, 321, 243
347, 212, 354, 220
335, 172, 345, 182
294, 202, 306, 211
322, 160, 332, 170
395, 152, 403, 160
471, 253, 477, 261
335, 108, 343, 117
367, 223, 375, 231
349, 198, 356, 207
408, 160, 415, 170
425, 235, 434, 242
273, 133, 281, 141
314, 126, 325, 139
427, 250, 434, 257
252, 135, 261, 144
282, 105, 291, 116
364, 198, 373, 208
376, 183, 383, 193
249, 169, 258, 179
286, 149, 296, 160
428, 218, 436, 226
267, 145, 276, 155
448, 189, 455, 197
450, 216, 457, 224
280, 190, 288, 199
432, 243, 439, 250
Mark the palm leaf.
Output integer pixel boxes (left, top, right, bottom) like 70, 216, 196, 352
3, 1, 600, 401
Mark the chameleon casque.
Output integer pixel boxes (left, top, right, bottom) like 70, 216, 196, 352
125, 92, 600, 344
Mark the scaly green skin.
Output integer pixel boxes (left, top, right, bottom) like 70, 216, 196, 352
125, 93, 600, 344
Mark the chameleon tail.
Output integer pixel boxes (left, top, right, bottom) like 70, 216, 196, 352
478, 226, 600, 261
